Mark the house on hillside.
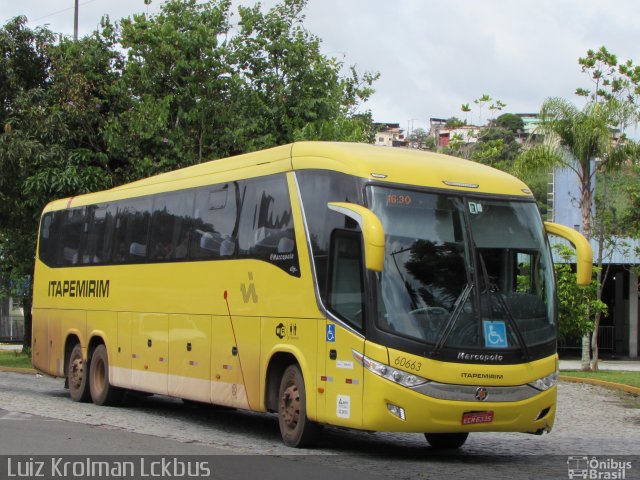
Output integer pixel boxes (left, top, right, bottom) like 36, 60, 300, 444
375, 123, 405, 147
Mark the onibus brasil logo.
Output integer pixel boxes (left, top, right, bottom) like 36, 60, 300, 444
567, 456, 632, 479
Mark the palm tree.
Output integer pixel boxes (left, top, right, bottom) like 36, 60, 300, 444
461, 103, 471, 125
515, 97, 638, 370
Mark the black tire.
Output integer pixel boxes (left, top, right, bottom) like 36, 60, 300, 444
278, 365, 322, 448
67, 343, 91, 402
89, 344, 124, 406
424, 432, 469, 449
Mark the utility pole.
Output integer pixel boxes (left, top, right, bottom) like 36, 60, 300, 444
73, 0, 79, 41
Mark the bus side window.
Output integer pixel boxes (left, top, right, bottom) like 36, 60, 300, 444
327, 230, 365, 330
39, 212, 59, 267
149, 191, 194, 261
296, 171, 362, 298
112, 198, 152, 263
191, 183, 238, 260
237, 175, 299, 276
81, 204, 116, 265
59, 207, 86, 266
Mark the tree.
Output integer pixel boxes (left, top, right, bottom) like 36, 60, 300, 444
0, 17, 55, 351
230, 0, 377, 152
0, 0, 379, 350
515, 97, 638, 370
445, 117, 464, 128
474, 94, 492, 125
405, 127, 429, 149
494, 113, 524, 133
554, 245, 607, 343
461, 103, 471, 124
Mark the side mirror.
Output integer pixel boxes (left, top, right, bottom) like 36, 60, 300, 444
544, 221, 593, 286
327, 202, 385, 272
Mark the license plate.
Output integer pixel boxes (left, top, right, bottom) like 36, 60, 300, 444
461, 411, 494, 425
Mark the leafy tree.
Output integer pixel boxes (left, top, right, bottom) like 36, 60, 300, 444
445, 117, 464, 129
405, 127, 429, 149
488, 100, 506, 120
0, 17, 54, 351
0, 0, 379, 350
494, 113, 524, 133
231, 0, 377, 152
293, 112, 376, 143
460, 103, 471, 124
474, 94, 492, 125
554, 245, 607, 342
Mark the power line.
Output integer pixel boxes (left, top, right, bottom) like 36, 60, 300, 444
20, 0, 100, 25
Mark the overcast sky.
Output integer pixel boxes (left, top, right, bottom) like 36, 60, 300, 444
2, 0, 640, 135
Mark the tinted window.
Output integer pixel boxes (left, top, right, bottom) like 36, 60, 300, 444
81, 204, 116, 265
297, 171, 362, 295
191, 183, 239, 260
328, 231, 364, 329
112, 198, 152, 262
58, 208, 86, 266
38, 212, 61, 267
150, 191, 194, 261
238, 175, 299, 276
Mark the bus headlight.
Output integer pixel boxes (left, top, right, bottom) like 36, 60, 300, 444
528, 371, 558, 391
352, 350, 429, 388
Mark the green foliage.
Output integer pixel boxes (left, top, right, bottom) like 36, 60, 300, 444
0, 0, 378, 334
622, 164, 640, 236
0, 351, 33, 369
293, 112, 376, 143
494, 113, 524, 132
554, 245, 607, 340
445, 117, 464, 128
577, 46, 640, 116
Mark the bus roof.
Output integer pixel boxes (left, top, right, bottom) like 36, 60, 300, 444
45, 142, 532, 211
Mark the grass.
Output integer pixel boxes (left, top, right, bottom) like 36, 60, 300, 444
561, 370, 640, 389
0, 350, 33, 369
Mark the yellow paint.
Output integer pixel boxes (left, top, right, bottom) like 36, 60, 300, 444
544, 221, 593, 285
32, 142, 589, 438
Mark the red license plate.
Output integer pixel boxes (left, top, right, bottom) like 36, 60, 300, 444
461, 411, 494, 425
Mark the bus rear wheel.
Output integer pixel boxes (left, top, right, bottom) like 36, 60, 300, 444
67, 343, 91, 402
424, 432, 469, 449
278, 365, 321, 448
89, 344, 124, 406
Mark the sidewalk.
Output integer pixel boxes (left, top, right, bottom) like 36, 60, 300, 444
0, 344, 23, 352
559, 359, 640, 371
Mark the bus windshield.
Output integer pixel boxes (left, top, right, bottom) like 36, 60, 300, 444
367, 186, 556, 354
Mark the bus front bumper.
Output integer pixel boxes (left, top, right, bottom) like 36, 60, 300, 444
361, 370, 556, 434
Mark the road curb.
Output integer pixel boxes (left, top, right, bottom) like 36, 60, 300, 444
560, 375, 640, 396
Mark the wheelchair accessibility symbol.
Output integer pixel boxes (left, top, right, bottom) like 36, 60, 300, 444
483, 321, 508, 348
326, 324, 336, 343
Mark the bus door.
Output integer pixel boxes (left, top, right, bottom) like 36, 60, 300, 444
323, 230, 366, 427
211, 315, 250, 409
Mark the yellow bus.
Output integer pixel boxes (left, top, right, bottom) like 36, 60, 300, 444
32, 142, 592, 449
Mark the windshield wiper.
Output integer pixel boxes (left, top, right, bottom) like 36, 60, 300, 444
430, 283, 473, 357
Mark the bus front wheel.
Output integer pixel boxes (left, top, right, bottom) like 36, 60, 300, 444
424, 432, 469, 449
278, 365, 321, 448
89, 344, 124, 406
67, 343, 91, 402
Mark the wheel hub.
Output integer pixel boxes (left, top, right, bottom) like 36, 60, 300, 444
70, 358, 83, 389
281, 384, 300, 429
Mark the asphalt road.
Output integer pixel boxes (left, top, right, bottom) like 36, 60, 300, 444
0, 371, 639, 480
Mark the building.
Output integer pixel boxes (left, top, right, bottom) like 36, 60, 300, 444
550, 163, 639, 359
374, 123, 405, 147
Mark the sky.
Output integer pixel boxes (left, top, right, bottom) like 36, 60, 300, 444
2, 0, 640, 136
